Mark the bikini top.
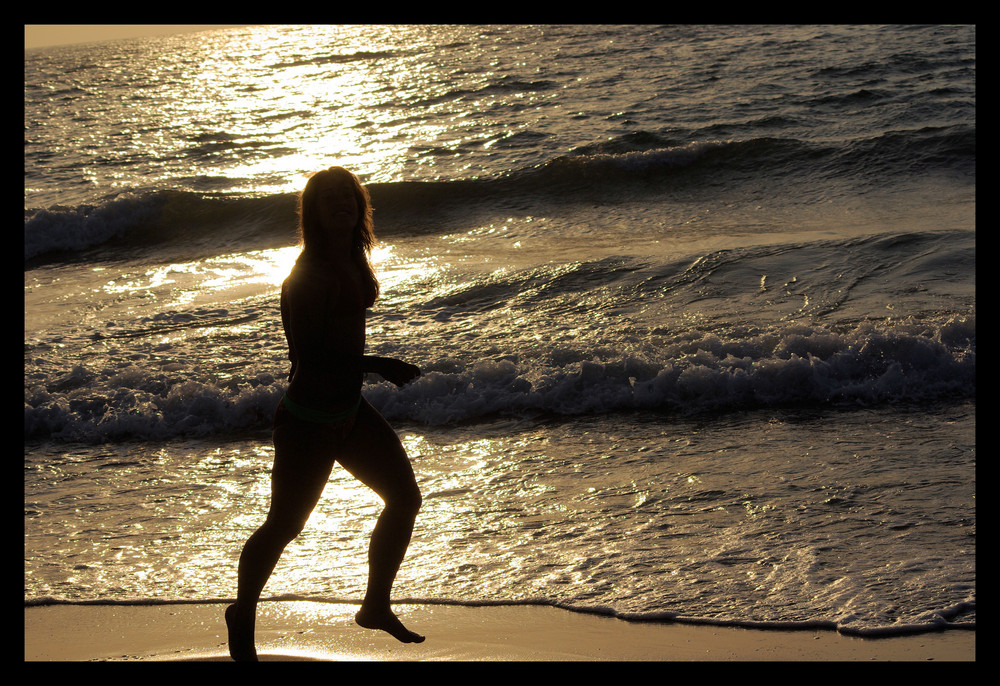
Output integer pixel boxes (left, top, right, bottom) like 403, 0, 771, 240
280, 259, 375, 380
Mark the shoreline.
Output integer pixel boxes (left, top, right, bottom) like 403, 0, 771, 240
25, 601, 974, 662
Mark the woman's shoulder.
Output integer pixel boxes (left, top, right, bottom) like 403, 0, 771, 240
283, 259, 337, 299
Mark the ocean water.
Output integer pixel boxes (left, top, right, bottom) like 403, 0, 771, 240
25, 24, 975, 637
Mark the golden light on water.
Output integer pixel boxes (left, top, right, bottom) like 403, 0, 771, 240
157, 24, 454, 189
99, 246, 300, 308
177, 432, 511, 601
28, 24, 464, 201
89, 240, 449, 361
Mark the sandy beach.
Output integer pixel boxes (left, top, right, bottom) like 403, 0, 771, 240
24, 601, 974, 662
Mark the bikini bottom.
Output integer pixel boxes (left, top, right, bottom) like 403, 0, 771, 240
275, 392, 361, 439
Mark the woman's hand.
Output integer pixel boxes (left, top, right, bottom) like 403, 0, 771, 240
374, 357, 421, 387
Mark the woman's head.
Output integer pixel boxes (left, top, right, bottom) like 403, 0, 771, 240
296, 166, 379, 302
297, 166, 376, 258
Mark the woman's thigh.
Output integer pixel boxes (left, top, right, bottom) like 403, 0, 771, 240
268, 414, 339, 532
335, 398, 420, 507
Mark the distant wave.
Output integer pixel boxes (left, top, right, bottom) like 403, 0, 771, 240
542, 124, 974, 182
268, 49, 403, 70
24, 191, 299, 263
25, 125, 974, 264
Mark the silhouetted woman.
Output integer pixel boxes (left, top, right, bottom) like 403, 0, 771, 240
227, 166, 424, 661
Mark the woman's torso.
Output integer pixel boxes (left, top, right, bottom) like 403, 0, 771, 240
281, 257, 374, 412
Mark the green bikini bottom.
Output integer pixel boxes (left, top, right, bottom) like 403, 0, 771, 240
281, 392, 362, 425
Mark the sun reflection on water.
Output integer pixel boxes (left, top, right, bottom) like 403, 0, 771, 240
97, 242, 446, 315
99, 246, 300, 307
165, 24, 456, 187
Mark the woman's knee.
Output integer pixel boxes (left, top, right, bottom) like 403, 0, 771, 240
407, 485, 423, 513
388, 483, 422, 517
260, 512, 309, 545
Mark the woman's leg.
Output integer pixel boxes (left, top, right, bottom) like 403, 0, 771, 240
335, 399, 424, 643
228, 413, 337, 661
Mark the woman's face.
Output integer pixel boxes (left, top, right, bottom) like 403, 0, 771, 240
315, 173, 360, 240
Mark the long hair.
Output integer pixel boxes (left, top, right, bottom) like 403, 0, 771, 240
296, 166, 379, 304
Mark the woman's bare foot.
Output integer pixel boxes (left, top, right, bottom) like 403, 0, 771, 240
225, 603, 259, 661
355, 605, 425, 643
